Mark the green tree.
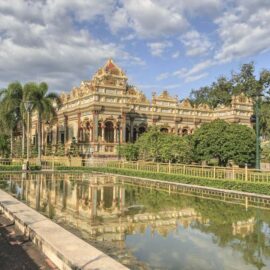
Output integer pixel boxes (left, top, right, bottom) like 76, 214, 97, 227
192, 120, 256, 166
0, 134, 10, 157
190, 76, 233, 108
25, 82, 61, 164
159, 134, 192, 163
119, 143, 139, 161
261, 142, 270, 162
0, 82, 25, 157
260, 101, 270, 139
190, 62, 270, 139
123, 127, 192, 163
224, 123, 256, 166
136, 127, 163, 161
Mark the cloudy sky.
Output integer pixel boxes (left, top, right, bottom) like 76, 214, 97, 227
0, 0, 270, 98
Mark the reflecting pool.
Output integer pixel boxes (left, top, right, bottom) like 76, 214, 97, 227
1, 172, 270, 270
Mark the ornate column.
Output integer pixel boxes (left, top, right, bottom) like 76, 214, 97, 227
92, 110, 99, 142
130, 117, 134, 143
77, 113, 81, 142
55, 123, 59, 145
113, 123, 117, 143
175, 117, 182, 136
175, 122, 178, 135
89, 126, 93, 142
101, 122, 105, 142
64, 115, 68, 143
121, 113, 126, 143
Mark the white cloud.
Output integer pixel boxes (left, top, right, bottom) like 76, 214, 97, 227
181, 30, 213, 57
172, 51, 180, 59
161, 60, 213, 83
0, 0, 143, 92
214, 2, 270, 62
121, 34, 136, 41
109, 0, 223, 39
109, 7, 130, 34
156, 72, 170, 81
110, 0, 188, 38
185, 72, 208, 83
162, 0, 222, 15
173, 60, 214, 78
147, 41, 172, 56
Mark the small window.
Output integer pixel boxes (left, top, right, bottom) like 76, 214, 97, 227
60, 132, 65, 144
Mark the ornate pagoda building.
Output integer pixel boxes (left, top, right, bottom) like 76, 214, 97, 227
31, 59, 253, 159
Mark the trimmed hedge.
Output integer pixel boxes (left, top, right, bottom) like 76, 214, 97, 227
0, 165, 41, 171
56, 166, 270, 196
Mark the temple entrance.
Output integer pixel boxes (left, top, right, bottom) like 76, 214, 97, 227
105, 121, 114, 142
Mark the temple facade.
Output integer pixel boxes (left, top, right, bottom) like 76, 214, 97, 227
31, 59, 253, 158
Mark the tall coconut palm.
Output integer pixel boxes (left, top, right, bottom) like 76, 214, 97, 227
25, 82, 61, 165
0, 82, 24, 158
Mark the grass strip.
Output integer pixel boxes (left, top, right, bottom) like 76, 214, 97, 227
56, 166, 270, 196
0, 165, 41, 171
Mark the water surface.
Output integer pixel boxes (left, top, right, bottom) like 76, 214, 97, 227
1, 172, 270, 270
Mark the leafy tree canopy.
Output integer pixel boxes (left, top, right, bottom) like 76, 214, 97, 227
120, 127, 192, 163
192, 119, 256, 166
190, 62, 270, 139
190, 62, 270, 108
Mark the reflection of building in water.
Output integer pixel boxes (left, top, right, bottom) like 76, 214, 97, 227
20, 174, 208, 242
232, 218, 255, 237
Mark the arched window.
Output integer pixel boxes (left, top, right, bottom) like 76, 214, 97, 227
105, 121, 114, 143
182, 128, 188, 136
126, 127, 130, 142
160, 128, 169, 133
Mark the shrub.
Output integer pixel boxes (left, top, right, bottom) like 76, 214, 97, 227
56, 166, 270, 196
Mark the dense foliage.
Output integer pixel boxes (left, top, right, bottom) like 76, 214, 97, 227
0, 165, 41, 171
190, 62, 270, 139
262, 142, 270, 162
25, 82, 61, 163
192, 119, 256, 166
0, 81, 61, 160
119, 127, 192, 163
0, 134, 10, 157
120, 120, 255, 166
190, 62, 270, 108
56, 166, 270, 196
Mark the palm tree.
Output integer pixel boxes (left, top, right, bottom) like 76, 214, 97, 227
25, 82, 61, 165
0, 82, 24, 158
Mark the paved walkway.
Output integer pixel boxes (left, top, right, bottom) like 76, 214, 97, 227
0, 213, 57, 270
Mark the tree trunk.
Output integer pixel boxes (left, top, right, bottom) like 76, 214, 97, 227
38, 113, 41, 165
22, 119, 25, 158
10, 129, 13, 159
